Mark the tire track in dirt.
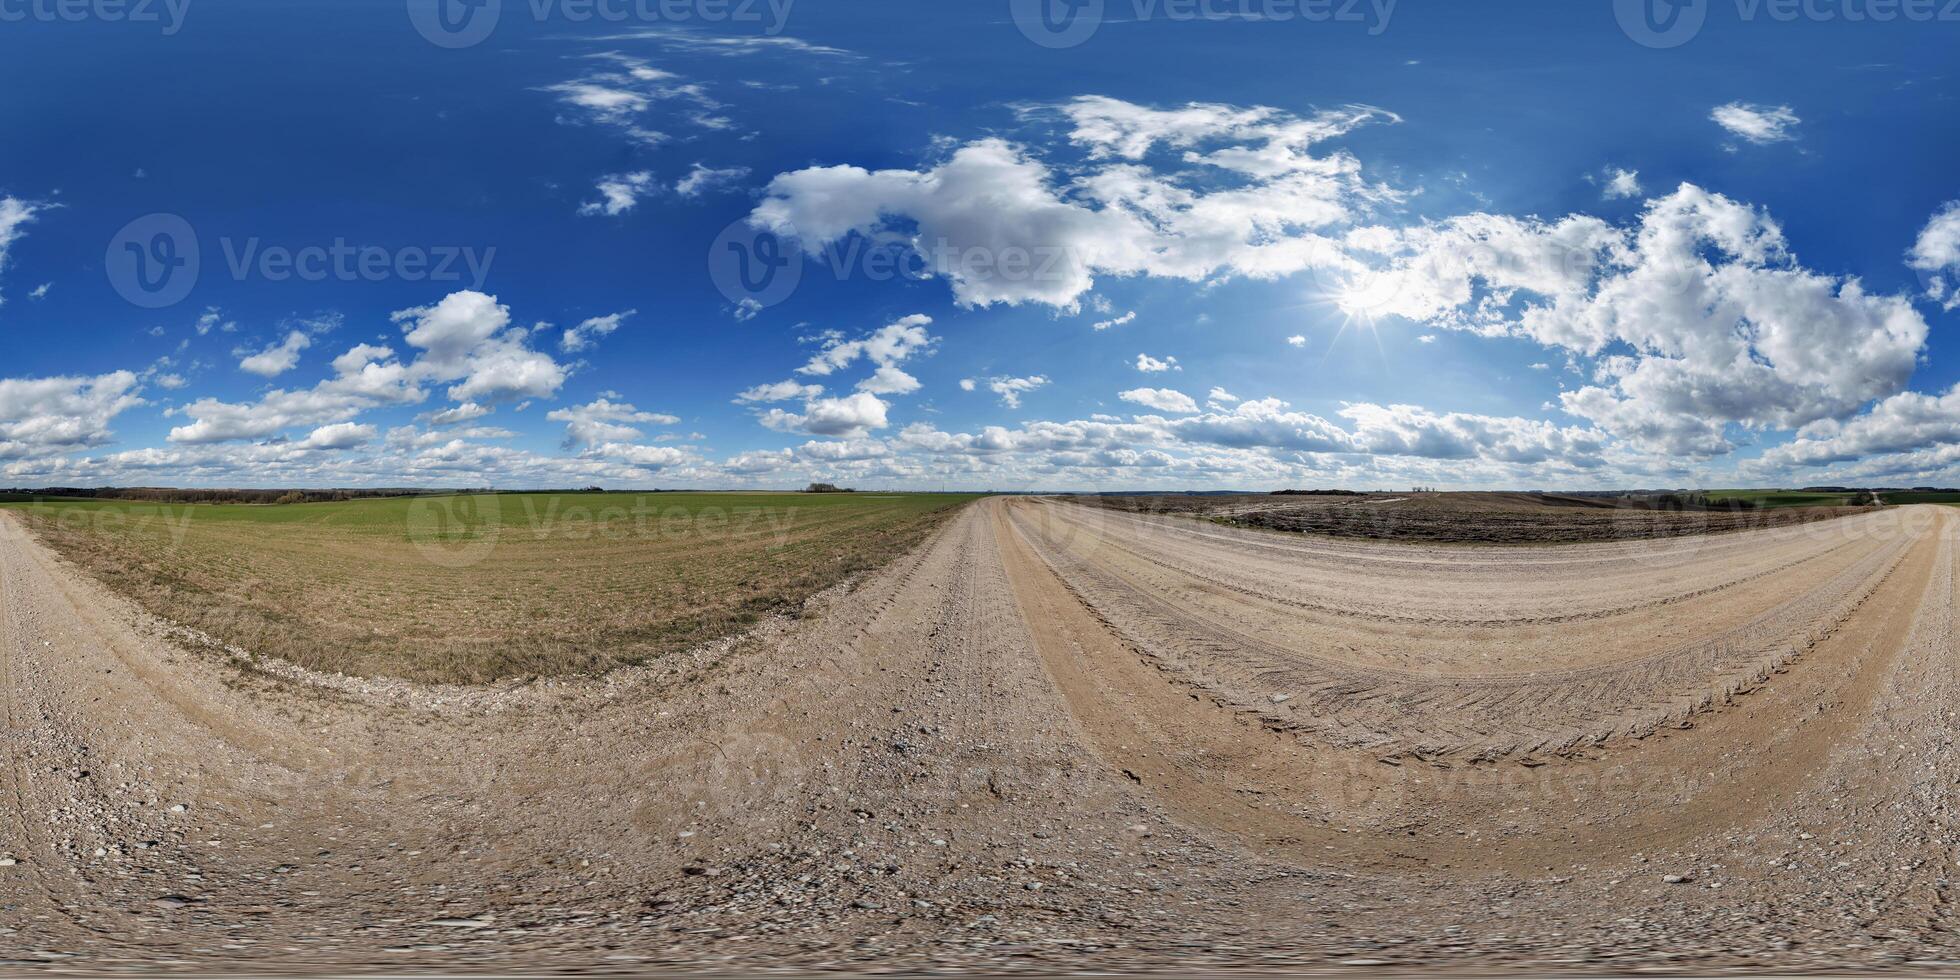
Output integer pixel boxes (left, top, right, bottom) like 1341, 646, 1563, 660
2, 499, 1957, 973
1011, 499, 1920, 760
0, 522, 109, 960
1105, 502, 1867, 569
1065, 507, 1881, 629
995, 497, 1948, 871
1028, 505, 1901, 687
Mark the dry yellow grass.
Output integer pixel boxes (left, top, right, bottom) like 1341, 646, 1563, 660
8, 492, 978, 683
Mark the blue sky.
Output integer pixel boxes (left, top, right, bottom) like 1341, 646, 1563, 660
2, 0, 1959, 490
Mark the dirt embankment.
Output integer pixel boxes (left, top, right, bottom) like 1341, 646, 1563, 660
0, 499, 1955, 974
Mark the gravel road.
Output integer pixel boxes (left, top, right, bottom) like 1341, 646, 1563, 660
1, 498, 1956, 974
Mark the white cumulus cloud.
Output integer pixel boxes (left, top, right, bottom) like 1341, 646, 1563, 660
561, 310, 634, 352
580, 172, 656, 216
759, 391, 890, 437
1710, 102, 1801, 145
1336, 184, 1926, 456
988, 375, 1048, 408
1602, 167, 1642, 200
297, 422, 376, 451
549, 397, 679, 448
736, 379, 825, 403
1119, 387, 1200, 414
797, 314, 936, 378
1909, 201, 1960, 310
674, 163, 751, 197
749, 96, 1397, 311
0, 372, 145, 460
238, 331, 312, 378
0, 196, 42, 306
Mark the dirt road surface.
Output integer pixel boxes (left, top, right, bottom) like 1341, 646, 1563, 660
1, 498, 1957, 974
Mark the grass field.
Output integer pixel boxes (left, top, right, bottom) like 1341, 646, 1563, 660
4, 492, 979, 683
1886, 491, 1960, 505
1705, 489, 1960, 507
1703, 489, 1864, 508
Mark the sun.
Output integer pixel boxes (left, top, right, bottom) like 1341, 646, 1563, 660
1329, 269, 1405, 328
1288, 271, 1403, 361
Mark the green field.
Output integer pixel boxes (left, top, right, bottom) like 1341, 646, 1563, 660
1884, 491, 1960, 505
4, 492, 979, 683
1703, 489, 1865, 508
1705, 489, 1960, 507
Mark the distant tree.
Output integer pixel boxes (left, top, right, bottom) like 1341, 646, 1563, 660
805, 482, 854, 494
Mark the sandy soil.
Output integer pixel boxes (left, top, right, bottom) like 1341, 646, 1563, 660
0, 498, 1956, 974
